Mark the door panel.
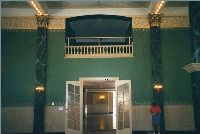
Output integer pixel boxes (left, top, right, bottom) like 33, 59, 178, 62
115, 80, 132, 134
65, 81, 82, 134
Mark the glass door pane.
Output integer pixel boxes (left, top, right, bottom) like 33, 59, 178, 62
116, 80, 132, 134
65, 81, 82, 134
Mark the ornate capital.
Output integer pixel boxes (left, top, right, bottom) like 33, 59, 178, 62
36, 15, 49, 28
148, 13, 163, 27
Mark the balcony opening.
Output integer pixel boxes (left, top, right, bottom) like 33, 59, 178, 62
65, 15, 133, 58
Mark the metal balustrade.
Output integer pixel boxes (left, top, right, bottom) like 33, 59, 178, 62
65, 37, 133, 58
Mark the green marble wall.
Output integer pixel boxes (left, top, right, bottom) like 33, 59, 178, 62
1, 30, 36, 106
1, 28, 192, 106
161, 28, 192, 104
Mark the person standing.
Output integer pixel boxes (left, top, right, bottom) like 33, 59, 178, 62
150, 102, 161, 134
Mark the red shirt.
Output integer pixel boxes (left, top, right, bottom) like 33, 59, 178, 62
150, 105, 161, 114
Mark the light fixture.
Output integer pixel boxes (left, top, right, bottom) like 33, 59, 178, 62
99, 95, 105, 100
35, 85, 45, 93
153, 83, 163, 91
29, 0, 46, 16
152, 0, 165, 14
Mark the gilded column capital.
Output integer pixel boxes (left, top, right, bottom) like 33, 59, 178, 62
36, 14, 49, 28
148, 13, 163, 27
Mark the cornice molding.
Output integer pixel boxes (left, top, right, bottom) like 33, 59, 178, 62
161, 16, 189, 28
183, 63, 200, 73
2, 16, 37, 29
1, 16, 189, 29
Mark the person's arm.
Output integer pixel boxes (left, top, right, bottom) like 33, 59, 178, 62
150, 107, 153, 114
157, 106, 161, 114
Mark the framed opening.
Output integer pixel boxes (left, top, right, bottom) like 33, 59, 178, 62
65, 77, 132, 134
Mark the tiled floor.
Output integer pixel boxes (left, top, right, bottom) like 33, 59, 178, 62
133, 132, 198, 134
43, 131, 198, 134
13, 131, 198, 134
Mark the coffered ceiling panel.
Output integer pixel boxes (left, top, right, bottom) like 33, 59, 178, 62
41, 1, 150, 9
165, 1, 188, 7
1, 1, 31, 8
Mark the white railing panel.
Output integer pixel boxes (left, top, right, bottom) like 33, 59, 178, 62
65, 45, 133, 58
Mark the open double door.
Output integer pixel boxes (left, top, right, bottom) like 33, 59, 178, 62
65, 78, 132, 134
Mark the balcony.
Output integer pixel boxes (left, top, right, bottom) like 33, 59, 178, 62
65, 37, 133, 58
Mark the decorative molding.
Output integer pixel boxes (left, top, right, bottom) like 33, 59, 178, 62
1, 16, 37, 29
133, 16, 149, 29
2, 16, 189, 29
183, 63, 200, 73
161, 16, 189, 28
48, 17, 65, 29
1, 29, 37, 32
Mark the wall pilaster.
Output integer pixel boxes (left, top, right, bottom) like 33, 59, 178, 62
148, 13, 165, 132
33, 14, 49, 134
184, 2, 200, 133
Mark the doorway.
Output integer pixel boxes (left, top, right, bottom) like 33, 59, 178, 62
65, 77, 132, 134
83, 80, 116, 134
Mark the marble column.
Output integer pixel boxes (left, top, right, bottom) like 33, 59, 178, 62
184, 2, 200, 133
33, 15, 49, 134
148, 13, 165, 132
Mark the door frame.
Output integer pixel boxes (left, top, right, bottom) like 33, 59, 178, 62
66, 77, 132, 134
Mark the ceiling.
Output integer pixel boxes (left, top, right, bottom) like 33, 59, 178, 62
1, 1, 189, 17
1, 1, 188, 9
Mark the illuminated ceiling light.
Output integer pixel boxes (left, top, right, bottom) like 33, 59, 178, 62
31, 1, 34, 4
29, 0, 47, 16
35, 7, 38, 10
151, 0, 165, 14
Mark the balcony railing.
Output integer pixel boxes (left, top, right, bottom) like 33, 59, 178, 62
65, 37, 133, 58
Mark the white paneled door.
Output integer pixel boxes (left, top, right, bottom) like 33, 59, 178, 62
65, 81, 82, 134
116, 80, 132, 134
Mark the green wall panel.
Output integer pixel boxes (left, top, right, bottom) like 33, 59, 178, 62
46, 29, 152, 105
161, 29, 192, 104
1, 30, 36, 106
1, 28, 193, 106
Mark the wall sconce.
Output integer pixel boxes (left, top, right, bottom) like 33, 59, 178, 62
153, 83, 163, 91
99, 95, 105, 100
35, 85, 45, 93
